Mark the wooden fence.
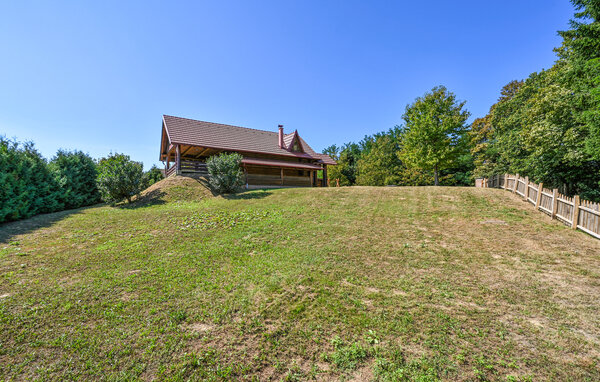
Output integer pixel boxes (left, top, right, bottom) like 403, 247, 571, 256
481, 174, 600, 240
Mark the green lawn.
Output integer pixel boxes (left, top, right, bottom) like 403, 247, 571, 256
1, 180, 599, 381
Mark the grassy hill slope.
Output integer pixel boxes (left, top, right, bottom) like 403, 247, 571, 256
1, 182, 599, 381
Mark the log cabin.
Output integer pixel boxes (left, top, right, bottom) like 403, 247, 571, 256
159, 115, 336, 188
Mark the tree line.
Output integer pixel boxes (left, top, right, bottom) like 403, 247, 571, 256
0, 137, 163, 223
325, 0, 600, 200
323, 86, 473, 188
471, 0, 600, 201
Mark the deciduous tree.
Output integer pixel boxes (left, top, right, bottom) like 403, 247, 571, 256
399, 86, 470, 185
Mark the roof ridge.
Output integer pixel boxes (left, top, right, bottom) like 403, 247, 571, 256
163, 114, 279, 136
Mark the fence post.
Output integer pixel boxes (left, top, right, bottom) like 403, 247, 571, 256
524, 176, 529, 200
572, 195, 580, 230
551, 189, 558, 220
512, 174, 519, 194
503, 173, 508, 189
535, 182, 543, 209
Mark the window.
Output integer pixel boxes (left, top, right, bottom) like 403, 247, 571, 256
292, 141, 300, 152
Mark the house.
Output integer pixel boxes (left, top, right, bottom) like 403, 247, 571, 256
159, 115, 336, 188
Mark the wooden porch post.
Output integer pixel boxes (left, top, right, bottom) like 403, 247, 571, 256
322, 165, 328, 187
243, 165, 248, 189
176, 144, 181, 175
281, 168, 284, 186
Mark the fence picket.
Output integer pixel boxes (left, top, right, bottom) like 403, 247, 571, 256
535, 182, 543, 208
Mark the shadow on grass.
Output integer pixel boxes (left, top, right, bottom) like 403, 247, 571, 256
118, 189, 168, 209
0, 205, 98, 244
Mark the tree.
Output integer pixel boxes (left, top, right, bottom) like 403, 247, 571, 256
143, 165, 164, 188
96, 153, 144, 204
355, 129, 403, 186
399, 86, 470, 186
323, 143, 361, 186
471, 0, 600, 200
470, 80, 523, 179
49, 149, 100, 209
206, 152, 244, 194
558, 0, 600, 164
0, 137, 61, 222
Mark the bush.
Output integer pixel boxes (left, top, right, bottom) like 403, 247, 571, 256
49, 149, 101, 209
0, 137, 62, 223
96, 153, 144, 204
143, 165, 164, 188
206, 153, 244, 194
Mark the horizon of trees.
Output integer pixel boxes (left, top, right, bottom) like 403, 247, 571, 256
325, 0, 599, 200
469, 0, 600, 201
2, 0, 599, 223
0, 137, 164, 223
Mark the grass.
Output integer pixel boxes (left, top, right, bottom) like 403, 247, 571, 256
1, 180, 600, 381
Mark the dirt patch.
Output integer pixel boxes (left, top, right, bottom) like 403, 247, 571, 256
120, 292, 137, 302
59, 277, 80, 286
481, 219, 507, 225
348, 362, 374, 381
184, 323, 215, 333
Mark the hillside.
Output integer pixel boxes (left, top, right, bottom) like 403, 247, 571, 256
1, 183, 599, 381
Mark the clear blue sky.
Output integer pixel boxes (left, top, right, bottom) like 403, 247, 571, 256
0, 0, 574, 169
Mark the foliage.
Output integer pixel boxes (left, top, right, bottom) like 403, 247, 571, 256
469, 81, 523, 179
355, 129, 404, 186
206, 152, 245, 194
399, 86, 470, 186
324, 117, 473, 187
0, 137, 62, 223
438, 152, 474, 186
49, 149, 100, 209
324, 143, 362, 186
143, 165, 164, 188
472, 1, 600, 200
326, 337, 369, 371
96, 153, 145, 204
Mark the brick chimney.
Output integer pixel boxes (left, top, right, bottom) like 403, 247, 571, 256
278, 125, 284, 148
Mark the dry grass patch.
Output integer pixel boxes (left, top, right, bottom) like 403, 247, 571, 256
1, 186, 599, 381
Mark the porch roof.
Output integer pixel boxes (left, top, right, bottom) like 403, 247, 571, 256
162, 115, 336, 164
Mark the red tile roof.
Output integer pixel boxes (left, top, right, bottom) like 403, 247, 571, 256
162, 115, 336, 164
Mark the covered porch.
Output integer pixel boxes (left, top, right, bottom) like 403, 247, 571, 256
161, 143, 328, 187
